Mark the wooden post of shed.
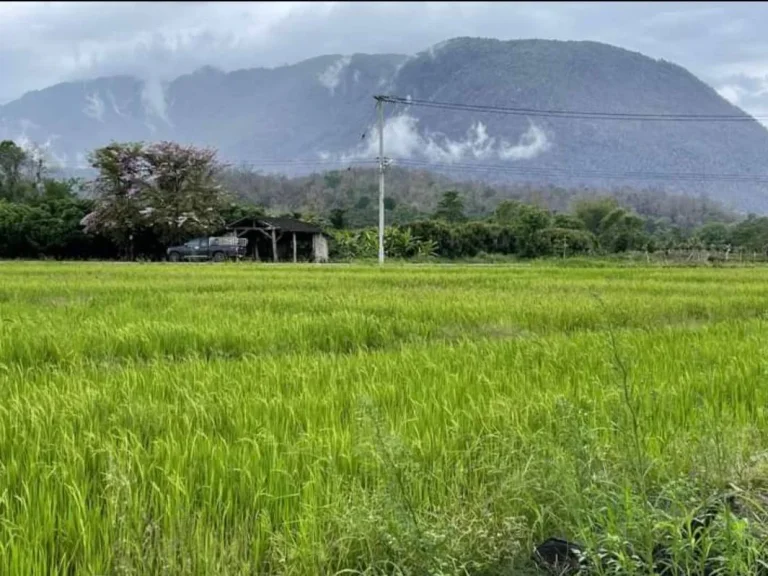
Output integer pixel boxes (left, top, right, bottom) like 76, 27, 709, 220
271, 228, 278, 262
292, 233, 297, 263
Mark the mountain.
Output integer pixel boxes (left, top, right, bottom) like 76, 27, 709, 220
3, 37, 768, 212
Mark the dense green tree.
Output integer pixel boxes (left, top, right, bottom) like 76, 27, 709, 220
574, 197, 620, 236
0, 178, 115, 259
493, 199, 524, 225
434, 190, 466, 223
329, 208, 347, 229
553, 213, 586, 230
730, 215, 768, 254
406, 220, 461, 258
497, 202, 552, 258
220, 202, 266, 226
0, 140, 31, 201
598, 207, 646, 252
697, 222, 731, 249
540, 227, 596, 256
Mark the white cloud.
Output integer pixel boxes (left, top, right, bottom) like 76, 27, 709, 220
17, 118, 39, 134
497, 124, 550, 160
2, 2, 768, 122
318, 56, 351, 96
107, 89, 127, 118
334, 113, 550, 164
141, 78, 172, 125
715, 75, 768, 127
378, 54, 412, 91
425, 39, 449, 60
718, 85, 744, 105
83, 91, 105, 122
15, 132, 66, 169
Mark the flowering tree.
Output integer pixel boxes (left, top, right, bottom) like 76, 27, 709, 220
82, 142, 148, 250
141, 142, 226, 245
83, 141, 227, 252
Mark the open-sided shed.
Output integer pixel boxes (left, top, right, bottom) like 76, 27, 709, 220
225, 216, 328, 263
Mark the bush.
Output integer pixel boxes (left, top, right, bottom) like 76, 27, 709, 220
540, 227, 596, 256
330, 220, 578, 261
404, 220, 521, 259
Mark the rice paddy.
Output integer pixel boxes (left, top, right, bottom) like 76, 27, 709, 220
2, 261, 768, 575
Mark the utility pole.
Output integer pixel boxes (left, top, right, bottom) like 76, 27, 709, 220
35, 157, 44, 194
375, 95, 387, 265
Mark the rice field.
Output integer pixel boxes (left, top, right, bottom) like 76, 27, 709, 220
2, 261, 768, 575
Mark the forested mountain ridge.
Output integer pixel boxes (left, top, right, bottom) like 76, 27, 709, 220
218, 164, 738, 231
3, 37, 768, 211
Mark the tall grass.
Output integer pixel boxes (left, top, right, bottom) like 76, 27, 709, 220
1, 262, 768, 574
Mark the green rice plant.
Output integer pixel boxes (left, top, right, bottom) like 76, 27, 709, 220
1, 262, 768, 573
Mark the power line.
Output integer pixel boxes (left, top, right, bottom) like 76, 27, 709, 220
392, 158, 768, 184
378, 95, 765, 123
369, 95, 768, 188
237, 158, 377, 170
394, 157, 768, 180
397, 159, 768, 183
227, 156, 768, 185
233, 156, 768, 184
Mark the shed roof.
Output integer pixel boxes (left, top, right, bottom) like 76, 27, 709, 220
226, 216, 323, 234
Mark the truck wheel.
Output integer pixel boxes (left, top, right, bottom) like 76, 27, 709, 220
168, 251, 181, 262
212, 251, 226, 263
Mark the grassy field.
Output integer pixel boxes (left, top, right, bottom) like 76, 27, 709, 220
2, 261, 768, 574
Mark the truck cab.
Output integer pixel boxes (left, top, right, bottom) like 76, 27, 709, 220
166, 236, 247, 262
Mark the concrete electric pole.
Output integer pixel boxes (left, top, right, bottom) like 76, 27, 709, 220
375, 96, 386, 265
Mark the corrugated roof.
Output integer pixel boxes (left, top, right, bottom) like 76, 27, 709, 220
258, 217, 323, 233
226, 216, 323, 234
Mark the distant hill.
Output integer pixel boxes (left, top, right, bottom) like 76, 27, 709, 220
3, 37, 768, 212
217, 164, 738, 231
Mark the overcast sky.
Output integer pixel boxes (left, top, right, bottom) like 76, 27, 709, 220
2, 1, 768, 117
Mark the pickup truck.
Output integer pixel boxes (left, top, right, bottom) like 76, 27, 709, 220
166, 236, 248, 262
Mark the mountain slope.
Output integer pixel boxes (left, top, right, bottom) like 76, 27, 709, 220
2, 38, 768, 211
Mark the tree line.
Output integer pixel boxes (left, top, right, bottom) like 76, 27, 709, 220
0, 140, 263, 260
220, 164, 738, 231
328, 194, 668, 260
328, 191, 768, 261
2, 138, 768, 262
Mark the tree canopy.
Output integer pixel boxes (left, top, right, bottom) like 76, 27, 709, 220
433, 190, 466, 223
84, 141, 227, 249
0, 137, 767, 263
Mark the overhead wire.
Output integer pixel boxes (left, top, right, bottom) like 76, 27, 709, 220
392, 158, 768, 184
237, 158, 377, 170
238, 95, 768, 185
233, 155, 768, 185
243, 108, 380, 173
377, 94, 767, 123
364, 95, 768, 186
